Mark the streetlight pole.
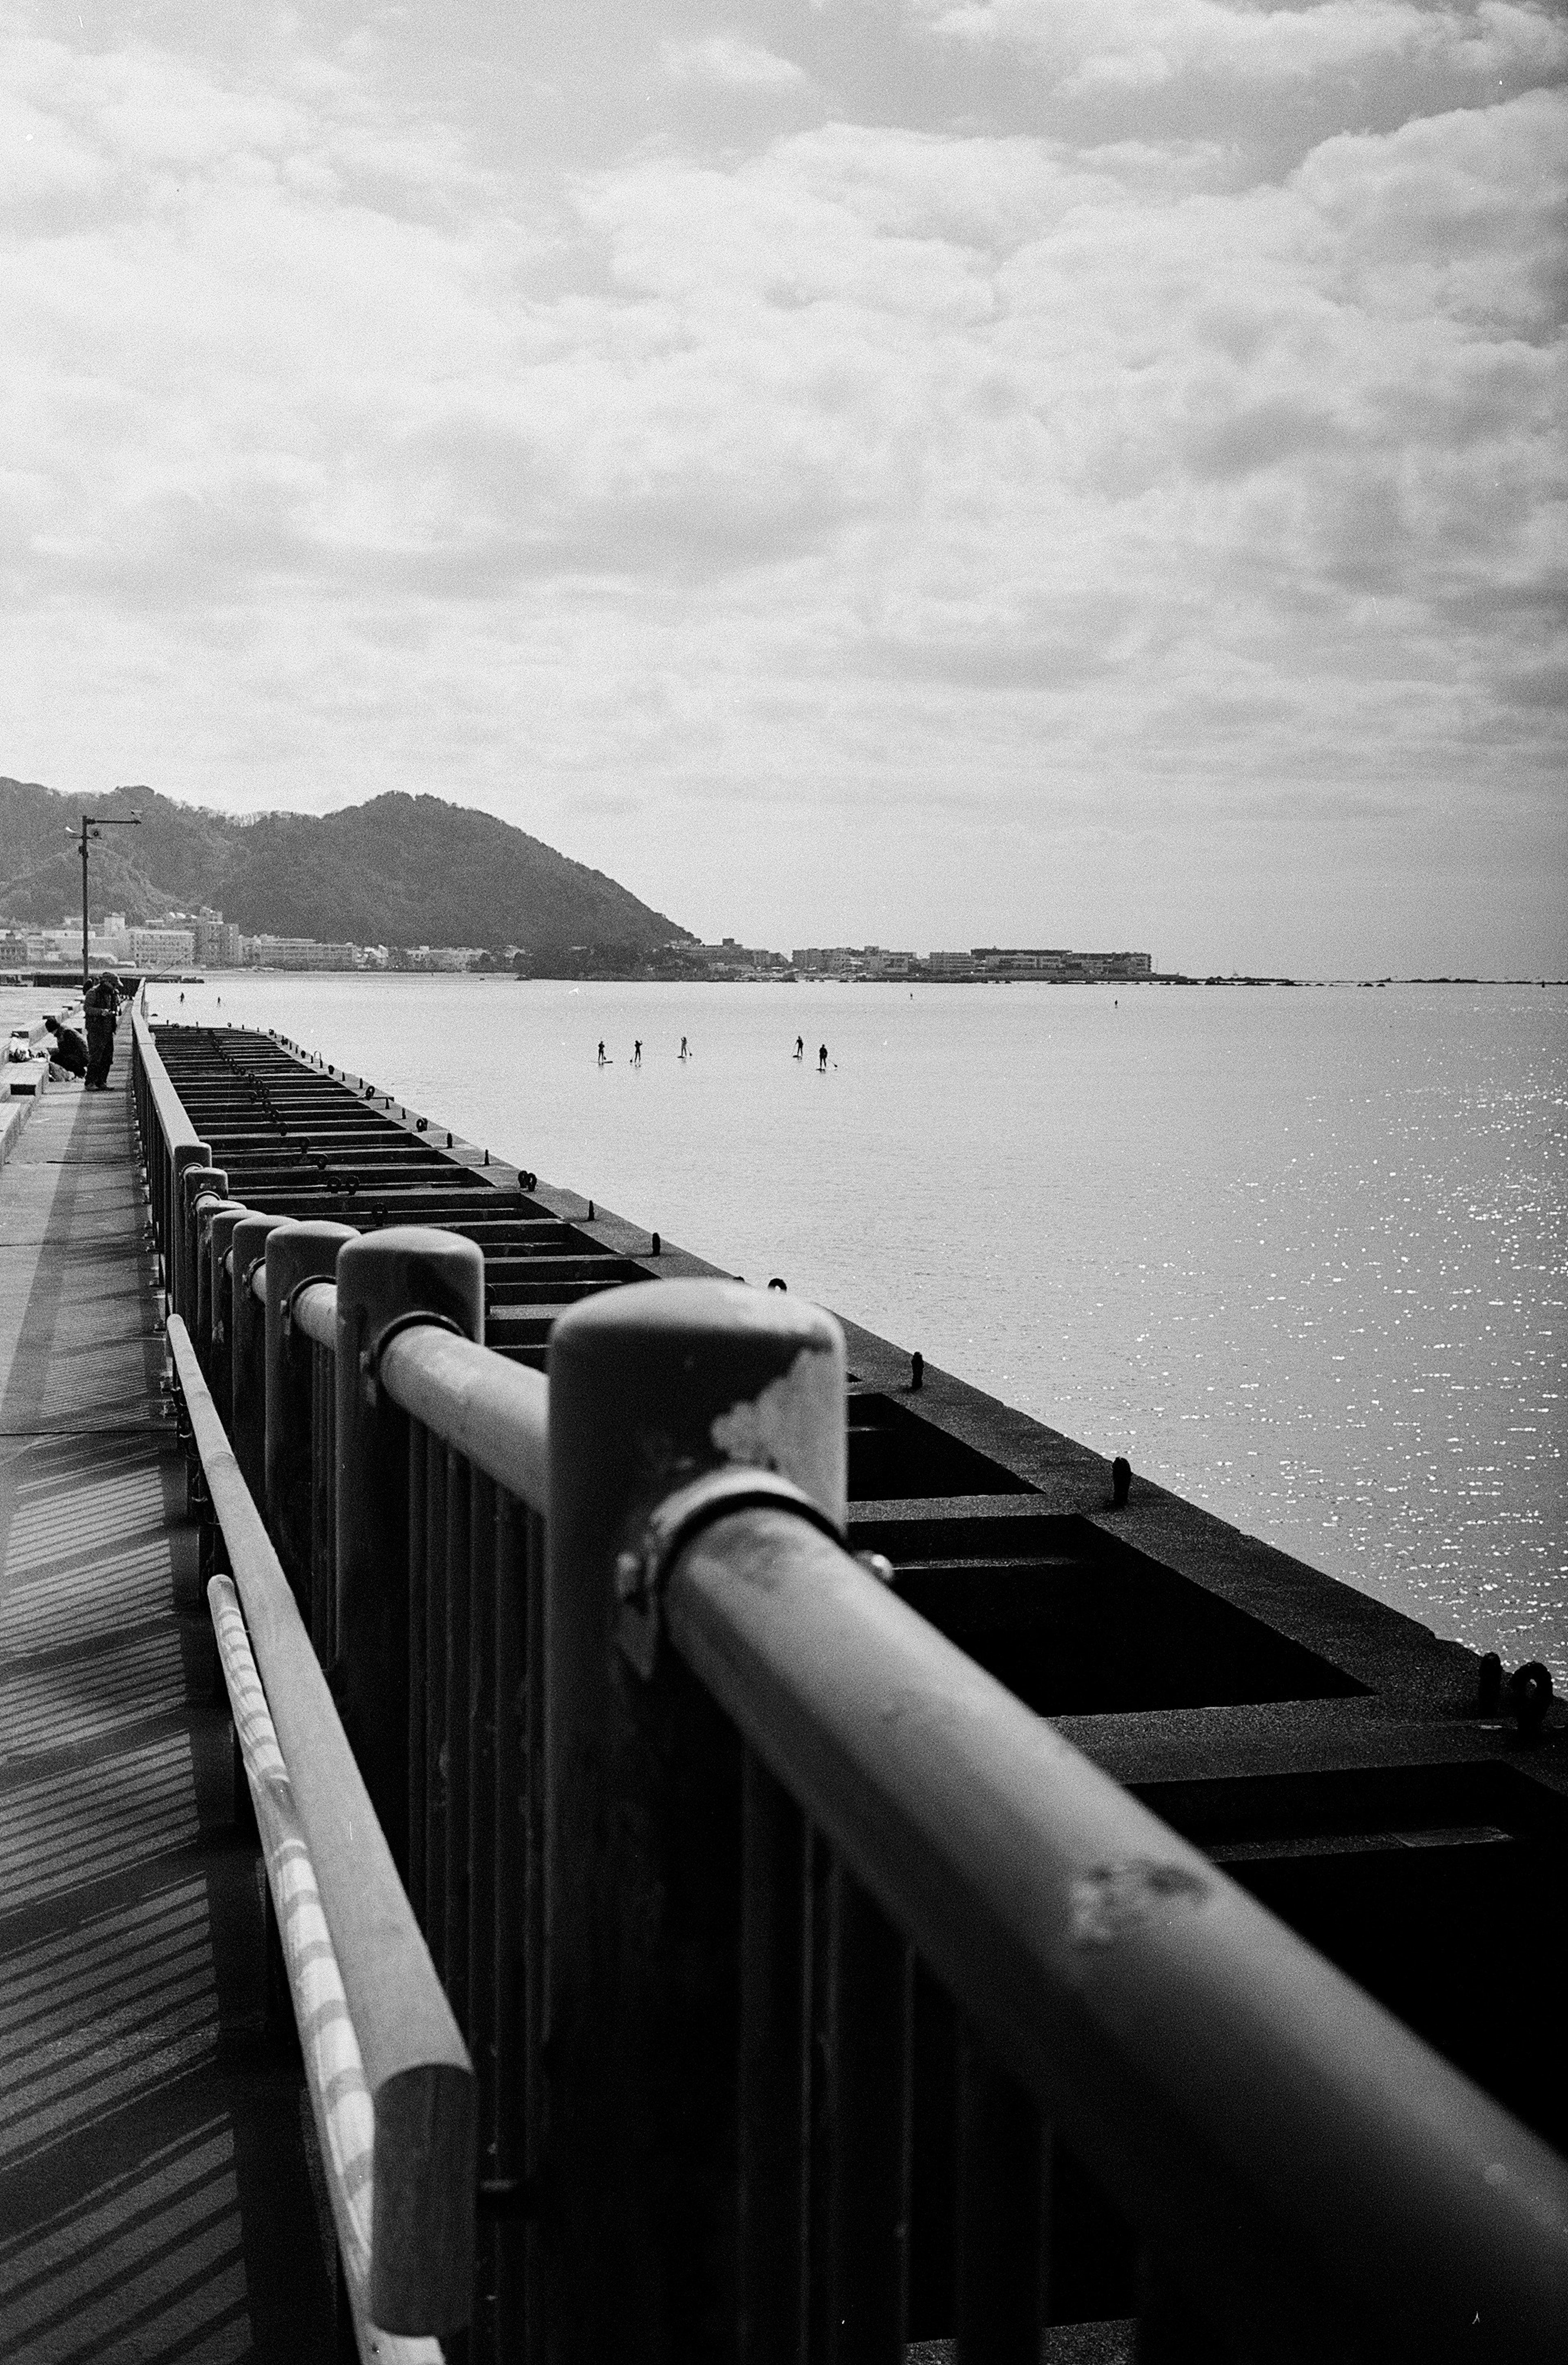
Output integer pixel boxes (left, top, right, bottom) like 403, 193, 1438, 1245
71, 806, 141, 993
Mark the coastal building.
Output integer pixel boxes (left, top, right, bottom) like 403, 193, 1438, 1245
20, 926, 74, 964
243, 934, 357, 970
128, 924, 196, 967
679, 937, 788, 976
91, 911, 132, 965
971, 947, 1153, 981
793, 947, 853, 973
392, 944, 488, 972
192, 909, 241, 966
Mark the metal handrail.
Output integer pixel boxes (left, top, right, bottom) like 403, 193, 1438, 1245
165, 1313, 475, 2338
292, 1276, 337, 1350
380, 1326, 549, 1516
132, 1003, 202, 1154
228, 1246, 544, 1517
208, 1575, 441, 2365
666, 1504, 1568, 2361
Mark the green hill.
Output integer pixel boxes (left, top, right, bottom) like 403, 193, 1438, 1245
0, 780, 691, 954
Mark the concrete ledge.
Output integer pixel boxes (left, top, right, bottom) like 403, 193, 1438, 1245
3, 1057, 50, 1100
0, 1088, 38, 1168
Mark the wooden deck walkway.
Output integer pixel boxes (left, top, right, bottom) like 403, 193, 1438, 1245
0, 1067, 339, 2362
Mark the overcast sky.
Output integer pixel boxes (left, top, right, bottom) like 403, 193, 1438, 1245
4, 3, 1564, 969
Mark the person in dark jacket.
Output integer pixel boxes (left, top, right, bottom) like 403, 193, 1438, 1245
83, 975, 121, 1090
43, 1015, 89, 1078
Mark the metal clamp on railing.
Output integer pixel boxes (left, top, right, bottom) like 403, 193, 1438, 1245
614, 1464, 846, 1679
281, 1274, 333, 1350
359, 1309, 469, 1409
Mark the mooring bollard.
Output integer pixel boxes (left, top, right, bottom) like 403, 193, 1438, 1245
229, 1213, 293, 1501
265, 1222, 357, 1619
545, 1278, 845, 2361
334, 1227, 485, 1871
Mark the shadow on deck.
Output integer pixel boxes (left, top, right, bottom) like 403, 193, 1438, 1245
0, 1080, 338, 2362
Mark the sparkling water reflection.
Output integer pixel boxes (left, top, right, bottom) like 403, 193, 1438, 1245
149, 974, 1566, 1671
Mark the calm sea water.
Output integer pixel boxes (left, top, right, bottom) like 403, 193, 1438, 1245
143, 973, 1567, 1671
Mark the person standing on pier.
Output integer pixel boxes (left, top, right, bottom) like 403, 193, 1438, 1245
633, 1039, 642, 1066
83, 974, 122, 1091
598, 1040, 606, 1066
795, 1035, 804, 1059
679, 1036, 689, 1060
818, 1042, 828, 1072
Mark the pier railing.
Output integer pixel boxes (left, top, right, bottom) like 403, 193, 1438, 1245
131, 1014, 1568, 2364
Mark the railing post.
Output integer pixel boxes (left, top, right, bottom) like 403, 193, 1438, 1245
178, 1162, 227, 1321
544, 1278, 846, 2363
167, 1140, 212, 1310
334, 1227, 484, 1873
196, 1197, 246, 1378
230, 1213, 292, 1501
265, 1222, 357, 1617
206, 1204, 252, 1431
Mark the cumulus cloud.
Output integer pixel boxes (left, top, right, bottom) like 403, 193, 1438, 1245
1, 4, 1563, 965
918, 0, 1568, 93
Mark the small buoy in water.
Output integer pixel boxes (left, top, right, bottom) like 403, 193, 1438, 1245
768, 1277, 787, 1292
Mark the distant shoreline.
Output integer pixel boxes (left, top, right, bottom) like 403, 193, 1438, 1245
9, 966, 1555, 991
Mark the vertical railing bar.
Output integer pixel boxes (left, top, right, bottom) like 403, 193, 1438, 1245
407, 1412, 429, 1926
310, 1340, 325, 1653
445, 1445, 473, 2032
953, 2021, 1046, 2363
812, 1848, 914, 2365
806, 1822, 831, 2360
425, 1424, 449, 1969
738, 1746, 811, 2365
490, 1485, 525, 2364
463, 1468, 498, 2364
523, 1502, 546, 2365
467, 1465, 496, 2070
323, 1356, 336, 1668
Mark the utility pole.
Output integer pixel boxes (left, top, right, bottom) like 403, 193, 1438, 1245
71, 803, 141, 992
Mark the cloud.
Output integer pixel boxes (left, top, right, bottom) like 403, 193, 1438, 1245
1, 9, 1562, 966
662, 36, 808, 91
917, 0, 1568, 98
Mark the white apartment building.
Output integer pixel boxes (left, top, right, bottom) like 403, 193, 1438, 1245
128, 926, 196, 967
244, 936, 356, 970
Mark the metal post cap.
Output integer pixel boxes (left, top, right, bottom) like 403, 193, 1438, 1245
334, 1226, 486, 1349
550, 1276, 846, 1528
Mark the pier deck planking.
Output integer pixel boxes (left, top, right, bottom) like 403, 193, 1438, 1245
0, 1073, 338, 2363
